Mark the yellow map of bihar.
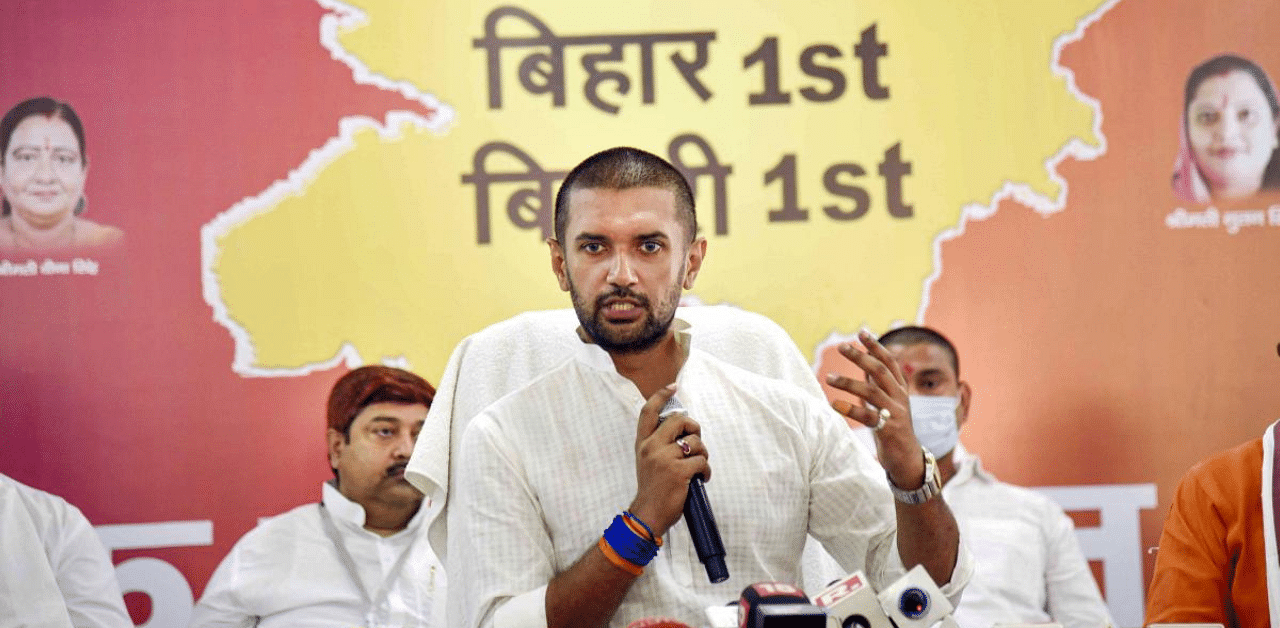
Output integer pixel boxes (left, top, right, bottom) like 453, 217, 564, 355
203, 0, 1110, 378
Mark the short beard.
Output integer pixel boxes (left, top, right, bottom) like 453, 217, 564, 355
571, 281, 680, 355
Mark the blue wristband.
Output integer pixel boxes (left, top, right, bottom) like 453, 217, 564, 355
603, 514, 659, 566
623, 510, 657, 542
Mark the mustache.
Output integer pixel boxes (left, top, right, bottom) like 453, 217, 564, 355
386, 461, 409, 477
596, 287, 651, 309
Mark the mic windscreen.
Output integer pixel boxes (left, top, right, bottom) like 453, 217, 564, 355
738, 582, 826, 627
659, 395, 685, 419
812, 571, 893, 628
876, 565, 954, 628
625, 618, 695, 628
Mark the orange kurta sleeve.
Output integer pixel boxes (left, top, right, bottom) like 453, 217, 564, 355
1146, 438, 1268, 628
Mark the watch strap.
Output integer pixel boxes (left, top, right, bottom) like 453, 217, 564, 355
887, 447, 942, 505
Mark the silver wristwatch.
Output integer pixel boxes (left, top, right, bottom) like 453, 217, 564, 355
887, 447, 942, 505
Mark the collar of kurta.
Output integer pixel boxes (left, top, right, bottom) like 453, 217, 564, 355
947, 442, 996, 487
320, 480, 430, 537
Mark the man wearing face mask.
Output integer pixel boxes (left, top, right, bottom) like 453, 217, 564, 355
879, 326, 1114, 628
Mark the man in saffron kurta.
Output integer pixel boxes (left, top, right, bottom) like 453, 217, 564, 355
1146, 434, 1270, 627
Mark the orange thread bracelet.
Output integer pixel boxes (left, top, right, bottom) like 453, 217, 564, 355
598, 537, 643, 576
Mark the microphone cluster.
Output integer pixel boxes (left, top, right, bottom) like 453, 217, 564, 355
693, 565, 957, 628
811, 565, 956, 628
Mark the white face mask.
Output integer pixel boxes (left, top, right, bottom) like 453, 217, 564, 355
909, 395, 960, 458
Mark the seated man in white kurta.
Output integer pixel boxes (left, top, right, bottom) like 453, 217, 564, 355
0, 473, 132, 628
879, 326, 1114, 628
190, 366, 445, 628
448, 146, 972, 628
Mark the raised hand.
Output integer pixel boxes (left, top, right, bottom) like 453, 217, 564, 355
826, 330, 925, 490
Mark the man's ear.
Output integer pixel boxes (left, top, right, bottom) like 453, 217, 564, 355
548, 238, 570, 292
327, 428, 346, 470
956, 381, 972, 429
682, 237, 707, 290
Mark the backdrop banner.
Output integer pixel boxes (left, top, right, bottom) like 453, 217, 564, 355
2, 1, 1278, 626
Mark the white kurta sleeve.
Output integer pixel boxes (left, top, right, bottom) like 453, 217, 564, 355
1043, 504, 1115, 628
0, 476, 132, 628
802, 399, 972, 606
802, 399, 903, 587
449, 413, 558, 628
49, 507, 132, 628
188, 543, 258, 628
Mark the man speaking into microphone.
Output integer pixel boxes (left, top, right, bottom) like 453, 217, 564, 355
448, 147, 972, 628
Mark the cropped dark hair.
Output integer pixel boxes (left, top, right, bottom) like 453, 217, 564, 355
878, 326, 960, 377
553, 146, 696, 244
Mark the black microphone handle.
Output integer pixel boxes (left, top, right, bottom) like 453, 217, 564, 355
684, 474, 728, 583
659, 395, 728, 583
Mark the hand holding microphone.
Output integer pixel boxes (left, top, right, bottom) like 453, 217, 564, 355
628, 384, 728, 583
629, 385, 710, 534
659, 393, 728, 583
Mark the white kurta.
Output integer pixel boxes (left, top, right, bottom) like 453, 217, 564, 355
449, 333, 972, 628
0, 473, 131, 628
945, 446, 1114, 628
190, 482, 444, 628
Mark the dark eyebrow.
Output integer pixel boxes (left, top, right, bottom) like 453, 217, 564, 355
914, 368, 948, 379
367, 416, 403, 425
574, 231, 672, 244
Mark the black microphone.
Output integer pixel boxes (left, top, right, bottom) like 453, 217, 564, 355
660, 395, 729, 583
737, 582, 828, 628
